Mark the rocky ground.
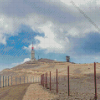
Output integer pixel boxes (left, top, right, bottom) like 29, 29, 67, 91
44, 74, 100, 100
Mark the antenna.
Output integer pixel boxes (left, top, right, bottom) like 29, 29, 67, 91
32, 42, 34, 50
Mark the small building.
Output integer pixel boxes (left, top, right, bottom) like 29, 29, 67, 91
66, 56, 70, 62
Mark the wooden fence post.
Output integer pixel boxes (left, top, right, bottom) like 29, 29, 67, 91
94, 62, 97, 100
56, 69, 58, 93
68, 66, 70, 96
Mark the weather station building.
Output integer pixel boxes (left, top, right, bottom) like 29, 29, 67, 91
66, 56, 70, 62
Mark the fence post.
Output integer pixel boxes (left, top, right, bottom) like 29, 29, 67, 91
5, 76, 6, 87
11, 76, 12, 86
50, 71, 51, 91
46, 73, 47, 88
3, 76, 4, 87
24, 76, 25, 84
56, 69, 58, 93
20, 76, 21, 84
43, 74, 44, 87
41, 75, 42, 85
94, 62, 97, 100
45, 73, 47, 88
68, 66, 70, 96
33, 77, 34, 83
6, 76, 7, 86
27, 76, 28, 83
64, 76, 65, 81
16, 77, 17, 85
38, 77, 39, 82
0, 75, 1, 88
8, 76, 9, 86
42, 75, 43, 86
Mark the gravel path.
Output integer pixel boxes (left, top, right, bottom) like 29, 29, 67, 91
22, 83, 58, 100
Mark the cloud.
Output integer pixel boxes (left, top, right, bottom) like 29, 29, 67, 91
23, 21, 71, 53
23, 58, 30, 63
0, 14, 22, 44
11, 58, 30, 67
68, 32, 100, 56
0, 0, 100, 56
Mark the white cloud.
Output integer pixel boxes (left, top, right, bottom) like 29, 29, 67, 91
23, 58, 30, 63
11, 58, 30, 67
23, 21, 71, 53
0, 15, 22, 44
0, 0, 100, 55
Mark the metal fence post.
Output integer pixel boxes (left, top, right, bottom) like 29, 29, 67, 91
56, 69, 58, 93
42, 75, 43, 85
11, 76, 12, 86
27, 76, 28, 83
45, 73, 47, 88
16, 77, 17, 85
8, 76, 9, 86
41, 75, 42, 85
5, 76, 6, 87
24, 76, 25, 84
43, 74, 44, 87
3, 76, 4, 87
64, 76, 65, 81
46, 73, 47, 88
0, 75, 1, 88
68, 66, 70, 96
50, 71, 51, 91
38, 77, 39, 82
20, 76, 21, 84
33, 77, 34, 83
94, 62, 97, 100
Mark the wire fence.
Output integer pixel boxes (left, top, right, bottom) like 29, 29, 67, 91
0, 75, 41, 88
40, 62, 99, 100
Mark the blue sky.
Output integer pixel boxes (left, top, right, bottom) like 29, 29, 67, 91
0, 0, 100, 70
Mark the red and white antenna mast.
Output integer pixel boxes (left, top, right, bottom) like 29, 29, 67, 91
31, 42, 35, 61
32, 42, 34, 50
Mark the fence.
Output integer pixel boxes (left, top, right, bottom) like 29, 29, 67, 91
40, 62, 99, 100
0, 75, 41, 88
